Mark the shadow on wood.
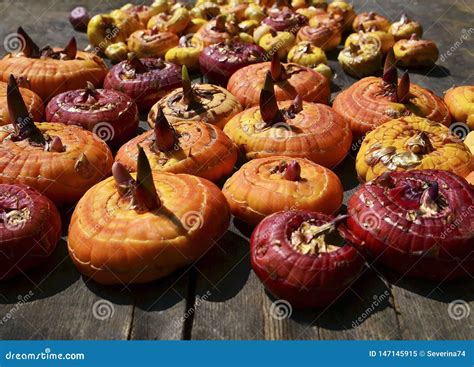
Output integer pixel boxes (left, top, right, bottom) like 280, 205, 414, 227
0, 239, 79, 304
285, 268, 393, 330
232, 217, 253, 239
193, 230, 251, 302
83, 267, 189, 310
373, 264, 474, 303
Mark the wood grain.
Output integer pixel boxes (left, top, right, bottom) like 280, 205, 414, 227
129, 271, 190, 340
0, 237, 134, 339
386, 269, 474, 340
0, 0, 472, 340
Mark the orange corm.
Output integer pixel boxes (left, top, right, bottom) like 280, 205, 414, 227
222, 156, 343, 226
333, 52, 450, 136
0, 79, 43, 125
116, 107, 237, 182
224, 71, 351, 168
0, 28, 107, 101
444, 86, 474, 129
68, 146, 230, 284
0, 76, 112, 204
227, 55, 330, 109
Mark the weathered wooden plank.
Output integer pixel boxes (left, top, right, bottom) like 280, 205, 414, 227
190, 229, 268, 340
0, 237, 134, 340
0, 0, 472, 341
389, 272, 474, 340
0, 0, 188, 340
315, 270, 401, 340
129, 270, 190, 340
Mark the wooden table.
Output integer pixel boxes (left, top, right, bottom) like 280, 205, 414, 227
0, 0, 472, 340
